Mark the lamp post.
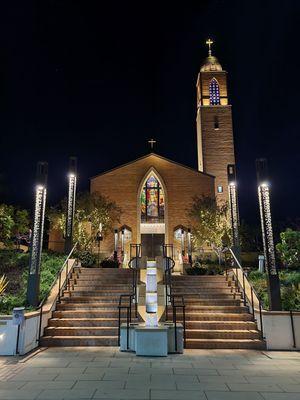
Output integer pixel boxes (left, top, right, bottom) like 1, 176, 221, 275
227, 164, 241, 262
187, 228, 192, 265
256, 158, 281, 311
27, 162, 48, 307
65, 157, 77, 254
181, 228, 185, 256
114, 229, 118, 261
96, 224, 103, 268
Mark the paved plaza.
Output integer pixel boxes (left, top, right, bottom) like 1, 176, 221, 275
1, 348, 300, 399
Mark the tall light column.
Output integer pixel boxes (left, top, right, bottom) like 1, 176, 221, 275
65, 157, 77, 254
27, 162, 48, 307
227, 164, 241, 261
187, 228, 192, 264
256, 158, 281, 311
114, 229, 118, 261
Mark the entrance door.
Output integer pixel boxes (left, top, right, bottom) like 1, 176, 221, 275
141, 234, 164, 259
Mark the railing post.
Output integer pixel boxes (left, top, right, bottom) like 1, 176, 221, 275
259, 301, 264, 340
58, 273, 61, 303
242, 272, 246, 306
290, 310, 296, 348
118, 306, 121, 346
251, 286, 255, 318
183, 305, 186, 349
37, 304, 43, 343
126, 307, 129, 350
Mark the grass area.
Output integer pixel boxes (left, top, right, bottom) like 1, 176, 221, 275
0, 250, 65, 315
248, 269, 300, 311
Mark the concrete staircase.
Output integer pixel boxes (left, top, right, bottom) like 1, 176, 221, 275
40, 267, 133, 347
170, 274, 265, 349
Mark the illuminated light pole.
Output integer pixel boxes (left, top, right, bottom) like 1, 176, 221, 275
27, 162, 48, 307
181, 228, 185, 256
121, 229, 125, 256
256, 158, 281, 311
227, 164, 241, 262
187, 228, 192, 265
114, 229, 118, 261
65, 157, 77, 254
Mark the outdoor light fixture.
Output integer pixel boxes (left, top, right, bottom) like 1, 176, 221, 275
65, 157, 77, 254
121, 229, 125, 255
187, 228, 192, 264
256, 158, 281, 311
27, 161, 48, 307
227, 164, 240, 262
181, 228, 185, 256
114, 229, 118, 261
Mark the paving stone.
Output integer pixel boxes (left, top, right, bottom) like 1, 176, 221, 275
85, 367, 129, 375
198, 375, 248, 383
93, 388, 149, 399
39, 367, 86, 374
151, 375, 199, 383
205, 392, 263, 400
277, 383, 300, 392
228, 383, 283, 392
0, 382, 27, 389
54, 373, 103, 381
176, 382, 229, 391
261, 394, 300, 400
73, 380, 126, 390
103, 373, 150, 381
0, 389, 43, 399
9, 373, 59, 381
21, 381, 75, 389
173, 367, 218, 375
36, 388, 95, 399
129, 367, 174, 375
151, 389, 206, 399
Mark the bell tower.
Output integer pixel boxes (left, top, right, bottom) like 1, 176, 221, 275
196, 39, 235, 203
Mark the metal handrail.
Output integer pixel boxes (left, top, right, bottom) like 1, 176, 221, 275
171, 294, 186, 350
118, 294, 133, 349
226, 247, 265, 340
36, 242, 78, 342
164, 256, 175, 320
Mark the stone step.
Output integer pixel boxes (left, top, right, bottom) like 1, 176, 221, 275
183, 299, 242, 306
172, 276, 227, 281
168, 305, 249, 313
49, 318, 119, 327
185, 338, 265, 349
171, 293, 241, 299
40, 335, 118, 347
45, 326, 118, 336
185, 329, 260, 340
172, 287, 234, 293
185, 321, 257, 329
63, 291, 131, 297
69, 281, 132, 288
75, 268, 132, 274
71, 278, 133, 284
56, 303, 121, 310
172, 283, 232, 288
53, 310, 125, 318
60, 296, 121, 303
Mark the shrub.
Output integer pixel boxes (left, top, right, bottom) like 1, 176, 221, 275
276, 229, 300, 269
100, 257, 120, 268
76, 250, 96, 267
186, 263, 223, 276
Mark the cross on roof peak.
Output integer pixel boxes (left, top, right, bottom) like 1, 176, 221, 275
206, 38, 214, 56
148, 138, 156, 150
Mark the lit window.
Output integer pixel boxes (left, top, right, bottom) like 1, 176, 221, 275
217, 186, 223, 193
141, 175, 164, 223
209, 78, 220, 105
214, 116, 219, 130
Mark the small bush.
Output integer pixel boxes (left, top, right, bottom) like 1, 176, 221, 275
76, 250, 96, 267
186, 264, 223, 276
100, 258, 120, 268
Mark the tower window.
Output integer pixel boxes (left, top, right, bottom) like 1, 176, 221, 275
217, 185, 223, 193
209, 78, 220, 105
214, 116, 219, 130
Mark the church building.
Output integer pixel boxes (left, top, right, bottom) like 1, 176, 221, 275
90, 42, 235, 265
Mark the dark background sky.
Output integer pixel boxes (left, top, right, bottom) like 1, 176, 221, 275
0, 1, 299, 225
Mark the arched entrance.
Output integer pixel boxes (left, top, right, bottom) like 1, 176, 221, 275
137, 169, 168, 258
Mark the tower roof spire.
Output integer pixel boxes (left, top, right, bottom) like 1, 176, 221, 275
200, 38, 222, 72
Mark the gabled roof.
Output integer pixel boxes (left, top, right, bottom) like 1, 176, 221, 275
90, 152, 215, 180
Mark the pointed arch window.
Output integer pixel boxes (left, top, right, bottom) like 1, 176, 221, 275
209, 78, 220, 105
141, 174, 164, 223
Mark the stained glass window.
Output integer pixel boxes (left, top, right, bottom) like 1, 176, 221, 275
141, 175, 164, 222
209, 78, 220, 105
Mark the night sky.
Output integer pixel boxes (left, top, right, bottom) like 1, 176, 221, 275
0, 1, 299, 225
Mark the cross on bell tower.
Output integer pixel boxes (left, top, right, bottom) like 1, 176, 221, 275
206, 38, 214, 56
148, 139, 156, 151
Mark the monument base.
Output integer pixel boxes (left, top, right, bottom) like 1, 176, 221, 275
120, 322, 183, 356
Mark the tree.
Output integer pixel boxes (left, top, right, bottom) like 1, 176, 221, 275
0, 204, 30, 246
188, 196, 231, 265
0, 204, 14, 245
276, 229, 300, 269
49, 192, 122, 250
